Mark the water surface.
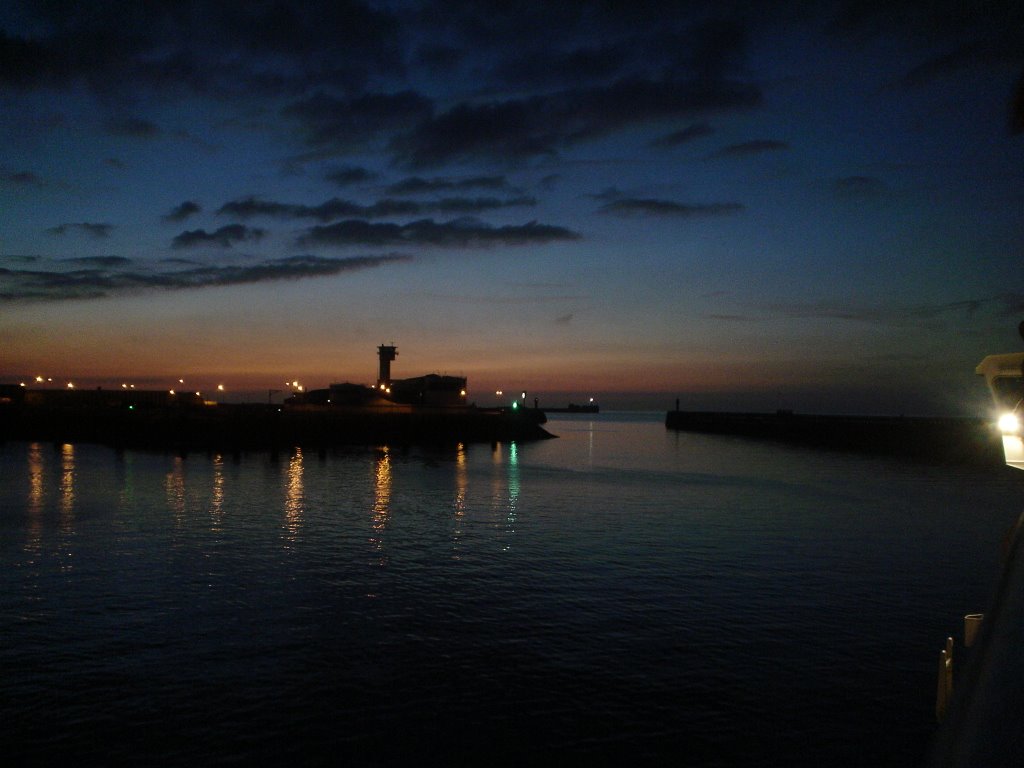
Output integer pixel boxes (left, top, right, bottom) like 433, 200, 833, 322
2, 413, 1021, 765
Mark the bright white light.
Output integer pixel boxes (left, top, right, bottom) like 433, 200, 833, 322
998, 412, 1020, 435
67, 382, 74, 389
179, 379, 184, 384
217, 384, 225, 391
496, 390, 503, 396
460, 389, 466, 396
169, 389, 175, 395
35, 375, 44, 382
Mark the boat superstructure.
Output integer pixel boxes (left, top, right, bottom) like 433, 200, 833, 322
975, 350, 1024, 470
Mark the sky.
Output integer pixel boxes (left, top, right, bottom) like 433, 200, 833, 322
1, 0, 1022, 414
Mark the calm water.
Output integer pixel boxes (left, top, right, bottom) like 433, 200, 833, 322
2, 412, 1022, 766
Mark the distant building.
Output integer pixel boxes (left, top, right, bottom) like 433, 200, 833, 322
389, 373, 467, 406
287, 345, 468, 408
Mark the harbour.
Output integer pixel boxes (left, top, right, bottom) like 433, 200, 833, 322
2, 412, 1021, 766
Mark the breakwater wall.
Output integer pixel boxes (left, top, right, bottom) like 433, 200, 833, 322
665, 410, 1005, 466
0, 401, 553, 452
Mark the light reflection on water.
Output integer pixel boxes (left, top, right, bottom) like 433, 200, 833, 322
210, 453, 225, 533
451, 442, 467, 559
282, 448, 303, 545
1, 415, 1023, 767
57, 443, 75, 572
370, 446, 391, 567
165, 455, 186, 527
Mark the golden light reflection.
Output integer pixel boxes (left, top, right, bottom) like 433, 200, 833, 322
27, 442, 44, 515
283, 448, 304, 544
165, 456, 187, 526
116, 450, 136, 511
369, 446, 392, 566
451, 442, 467, 559
58, 443, 76, 571
25, 442, 45, 559
59, 443, 75, 521
210, 453, 225, 533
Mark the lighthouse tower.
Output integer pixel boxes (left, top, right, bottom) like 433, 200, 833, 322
377, 344, 397, 388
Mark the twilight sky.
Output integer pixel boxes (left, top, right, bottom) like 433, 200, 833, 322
1, 1, 1022, 413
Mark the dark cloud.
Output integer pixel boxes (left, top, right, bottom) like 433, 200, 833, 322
46, 222, 114, 238
298, 218, 581, 248
833, 176, 889, 199
701, 313, 757, 321
0, 253, 410, 302
900, 34, 1022, 88
489, 43, 629, 90
651, 122, 714, 147
420, 4, 757, 91
0, 1, 404, 96
588, 187, 626, 202
63, 256, 132, 267
758, 294, 1020, 324
218, 195, 532, 221
827, 0, 1024, 42
710, 140, 789, 158
555, 313, 574, 325
599, 198, 744, 217
436, 196, 535, 213
163, 200, 202, 223
1, 169, 42, 186
104, 117, 160, 138
413, 44, 463, 74
171, 224, 265, 249
284, 90, 433, 152
325, 166, 375, 186
391, 78, 762, 168
385, 175, 511, 195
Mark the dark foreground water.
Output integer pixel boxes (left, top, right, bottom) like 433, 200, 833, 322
2, 413, 1022, 766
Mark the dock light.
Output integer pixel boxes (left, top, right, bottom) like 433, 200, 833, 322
169, 389, 175, 395
179, 379, 184, 384
512, 401, 518, 409
460, 389, 466, 397
998, 412, 1021, 435
19, 382, 25, 387
292, 380, 299, 387
35, 375, 44, 383
67, 382, 74, 389
195, 391, 201, 397
217, 384, 225, 392
496, 390, 503, 396
122, 383, 128, 389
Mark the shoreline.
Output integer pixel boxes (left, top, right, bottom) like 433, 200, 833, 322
0, 400, 554, 451
665, 409, 1005, 466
